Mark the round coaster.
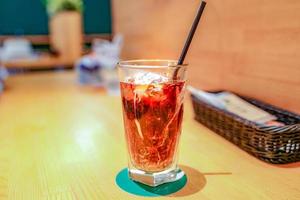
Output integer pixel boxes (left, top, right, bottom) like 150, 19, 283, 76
115, 168, 187, 197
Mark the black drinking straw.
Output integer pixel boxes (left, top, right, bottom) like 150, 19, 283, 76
174, 1, 206, 79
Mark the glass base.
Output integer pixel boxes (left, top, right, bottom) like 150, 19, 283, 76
128, 167, 185, 187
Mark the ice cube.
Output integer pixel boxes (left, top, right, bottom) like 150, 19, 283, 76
127, 72, 168, 85
134, 73, 168, 96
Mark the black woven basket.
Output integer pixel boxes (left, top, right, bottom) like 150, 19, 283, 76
191, 91, 300, 164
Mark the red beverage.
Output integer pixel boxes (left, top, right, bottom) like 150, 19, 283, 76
120, 81, 185, 172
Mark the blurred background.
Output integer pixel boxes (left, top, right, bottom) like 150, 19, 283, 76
0, 1, 299, 198
0, 0, 299, 113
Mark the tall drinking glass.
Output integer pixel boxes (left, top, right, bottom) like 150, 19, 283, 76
118, 60, 186, 186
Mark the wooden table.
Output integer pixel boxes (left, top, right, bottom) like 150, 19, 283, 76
0, 72, 299, 199
1, 54, 72, 69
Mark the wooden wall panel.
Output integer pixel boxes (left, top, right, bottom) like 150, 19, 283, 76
112, 0, 300, 113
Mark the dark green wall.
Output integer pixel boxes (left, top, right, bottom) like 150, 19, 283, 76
84, 0, 111, 34
0, 0, 112, 35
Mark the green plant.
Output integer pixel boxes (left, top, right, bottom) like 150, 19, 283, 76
43, 0, 83, 16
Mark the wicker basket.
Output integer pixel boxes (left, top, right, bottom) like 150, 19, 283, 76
191, 91, 300, 164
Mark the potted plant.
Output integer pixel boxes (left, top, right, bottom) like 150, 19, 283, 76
45, 0, 83, 16
44, 0, 83, 64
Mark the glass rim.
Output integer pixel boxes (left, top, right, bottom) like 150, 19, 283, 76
117, 59, 188, 69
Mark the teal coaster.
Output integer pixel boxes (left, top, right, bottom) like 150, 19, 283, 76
115, 168, 187, 197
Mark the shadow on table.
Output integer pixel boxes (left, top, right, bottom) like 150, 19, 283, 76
168, 165, 232, 197
272, 161, 300, 168
168, 165, 206, 197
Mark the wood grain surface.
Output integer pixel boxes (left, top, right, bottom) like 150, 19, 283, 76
0, 71, 299, 199
1, 54, 72, 69
112, 0, 300, 113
